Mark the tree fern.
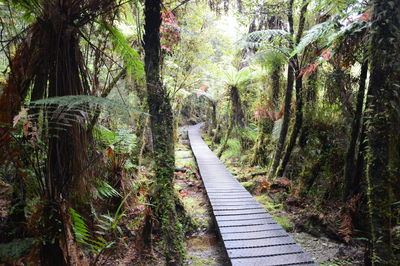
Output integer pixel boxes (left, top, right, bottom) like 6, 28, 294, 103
291, 20, 337, 57
249, 46, 290, 63
99, 21, 144, 80
240, 29, 292, 50
222, 66, 261, 88
30, 95, 146, 117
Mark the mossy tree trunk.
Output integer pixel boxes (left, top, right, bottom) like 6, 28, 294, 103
343, 60, 368, 200
230, 85, 245, 127
276, 73, 303, 177
270, 0, 307, 178
365, 0, 400, 264
251, 66, 280, 166
143, 0, 185, 264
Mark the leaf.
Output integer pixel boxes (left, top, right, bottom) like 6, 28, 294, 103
13, 108, 28, 127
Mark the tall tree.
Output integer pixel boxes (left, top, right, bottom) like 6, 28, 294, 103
0, 1, 119, 264
365, 0, 400, 264
269, 0, 308, 178
343, 59, 368, 200
143, 0, 185, 264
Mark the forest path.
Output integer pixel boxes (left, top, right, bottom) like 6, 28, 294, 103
188, 123, 316, 266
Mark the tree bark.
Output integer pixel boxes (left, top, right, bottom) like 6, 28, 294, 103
365, 0, 400, 263
269, 0, 308, 178
276, 74, 303, 177
143, 0, 185, 264
230, 86, 245, 127
343, 60, 368, 200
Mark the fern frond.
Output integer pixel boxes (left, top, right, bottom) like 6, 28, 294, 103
99, 21, 144, 80
69, 208, 90, 244
239, 30, 291, 50
223, 66, 254, 88
93, 125, 137, 154
30, 95, 146, 116
291, 21, 337, 57
247, 29, 291, 43
2, 0, 42, 22
250, 46, 290, 65
96, 180, 121, 200
327, 19, 368, 50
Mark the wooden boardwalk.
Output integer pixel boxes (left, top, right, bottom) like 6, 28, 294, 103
188, 124, 316, 266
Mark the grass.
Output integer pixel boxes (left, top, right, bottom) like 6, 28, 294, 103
273, 215, 293, 231
254, 194, 283, 213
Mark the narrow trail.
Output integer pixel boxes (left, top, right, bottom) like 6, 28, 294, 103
188, 124, 316, 266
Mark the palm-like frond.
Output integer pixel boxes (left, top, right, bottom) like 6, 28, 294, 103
240, 29, 292, 50
250, 46, 290, 64
30, 95, 145, 115
99, 21, 144, 80
291, 21, 337, 57
223, 66, 257, 88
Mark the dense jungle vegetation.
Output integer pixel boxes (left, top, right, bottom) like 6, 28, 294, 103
0, 0, 399, 265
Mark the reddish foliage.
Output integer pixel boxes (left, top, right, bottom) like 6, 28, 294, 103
357, 10, 371, 22
339, 194, 361, 243
161, 9, 180, 52
254, 101, 284, 121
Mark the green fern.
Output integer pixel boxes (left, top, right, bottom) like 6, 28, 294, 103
29, 95, 146, 118
96, 181, 121, 200
247, 29, 291, 43
291, 21, 337, 57
69, 208, 90, 245
222, 66, 261, 88
250, 46, 290, 64
93, 125, 137, 154
69, 208, 115, 254
99, 21, 144, 80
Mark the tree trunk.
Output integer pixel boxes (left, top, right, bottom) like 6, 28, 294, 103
143, 0, 185, 264
276, 73, 303, 177
230, 86, 245, 127
343, 60, 368, 200
365, 1, 400, 263
271, 66, 281, 108
269, 0, 308, 178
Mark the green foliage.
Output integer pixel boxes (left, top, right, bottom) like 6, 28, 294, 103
69, 208, 90, 245
93, 125, 137, 154
99, 21, 144, 80
243, 30, 292, 49
30, 95, 145, 117
0, 238, 35, 261
225, 138, 241, 157
291, 21, 337, 57
272, 215, 294, 232
95, 180, 121, 200
1, 0, 39, 22
69, 193, 131, 254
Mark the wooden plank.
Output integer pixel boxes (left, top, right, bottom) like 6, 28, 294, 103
230, 253, 315, 266
224, 236, 295, 249
228, 244, 303, 258
214, 209, 268, 216
220, 227, 284, 238
217, 219, 277, 227
215, 213, 272, 221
